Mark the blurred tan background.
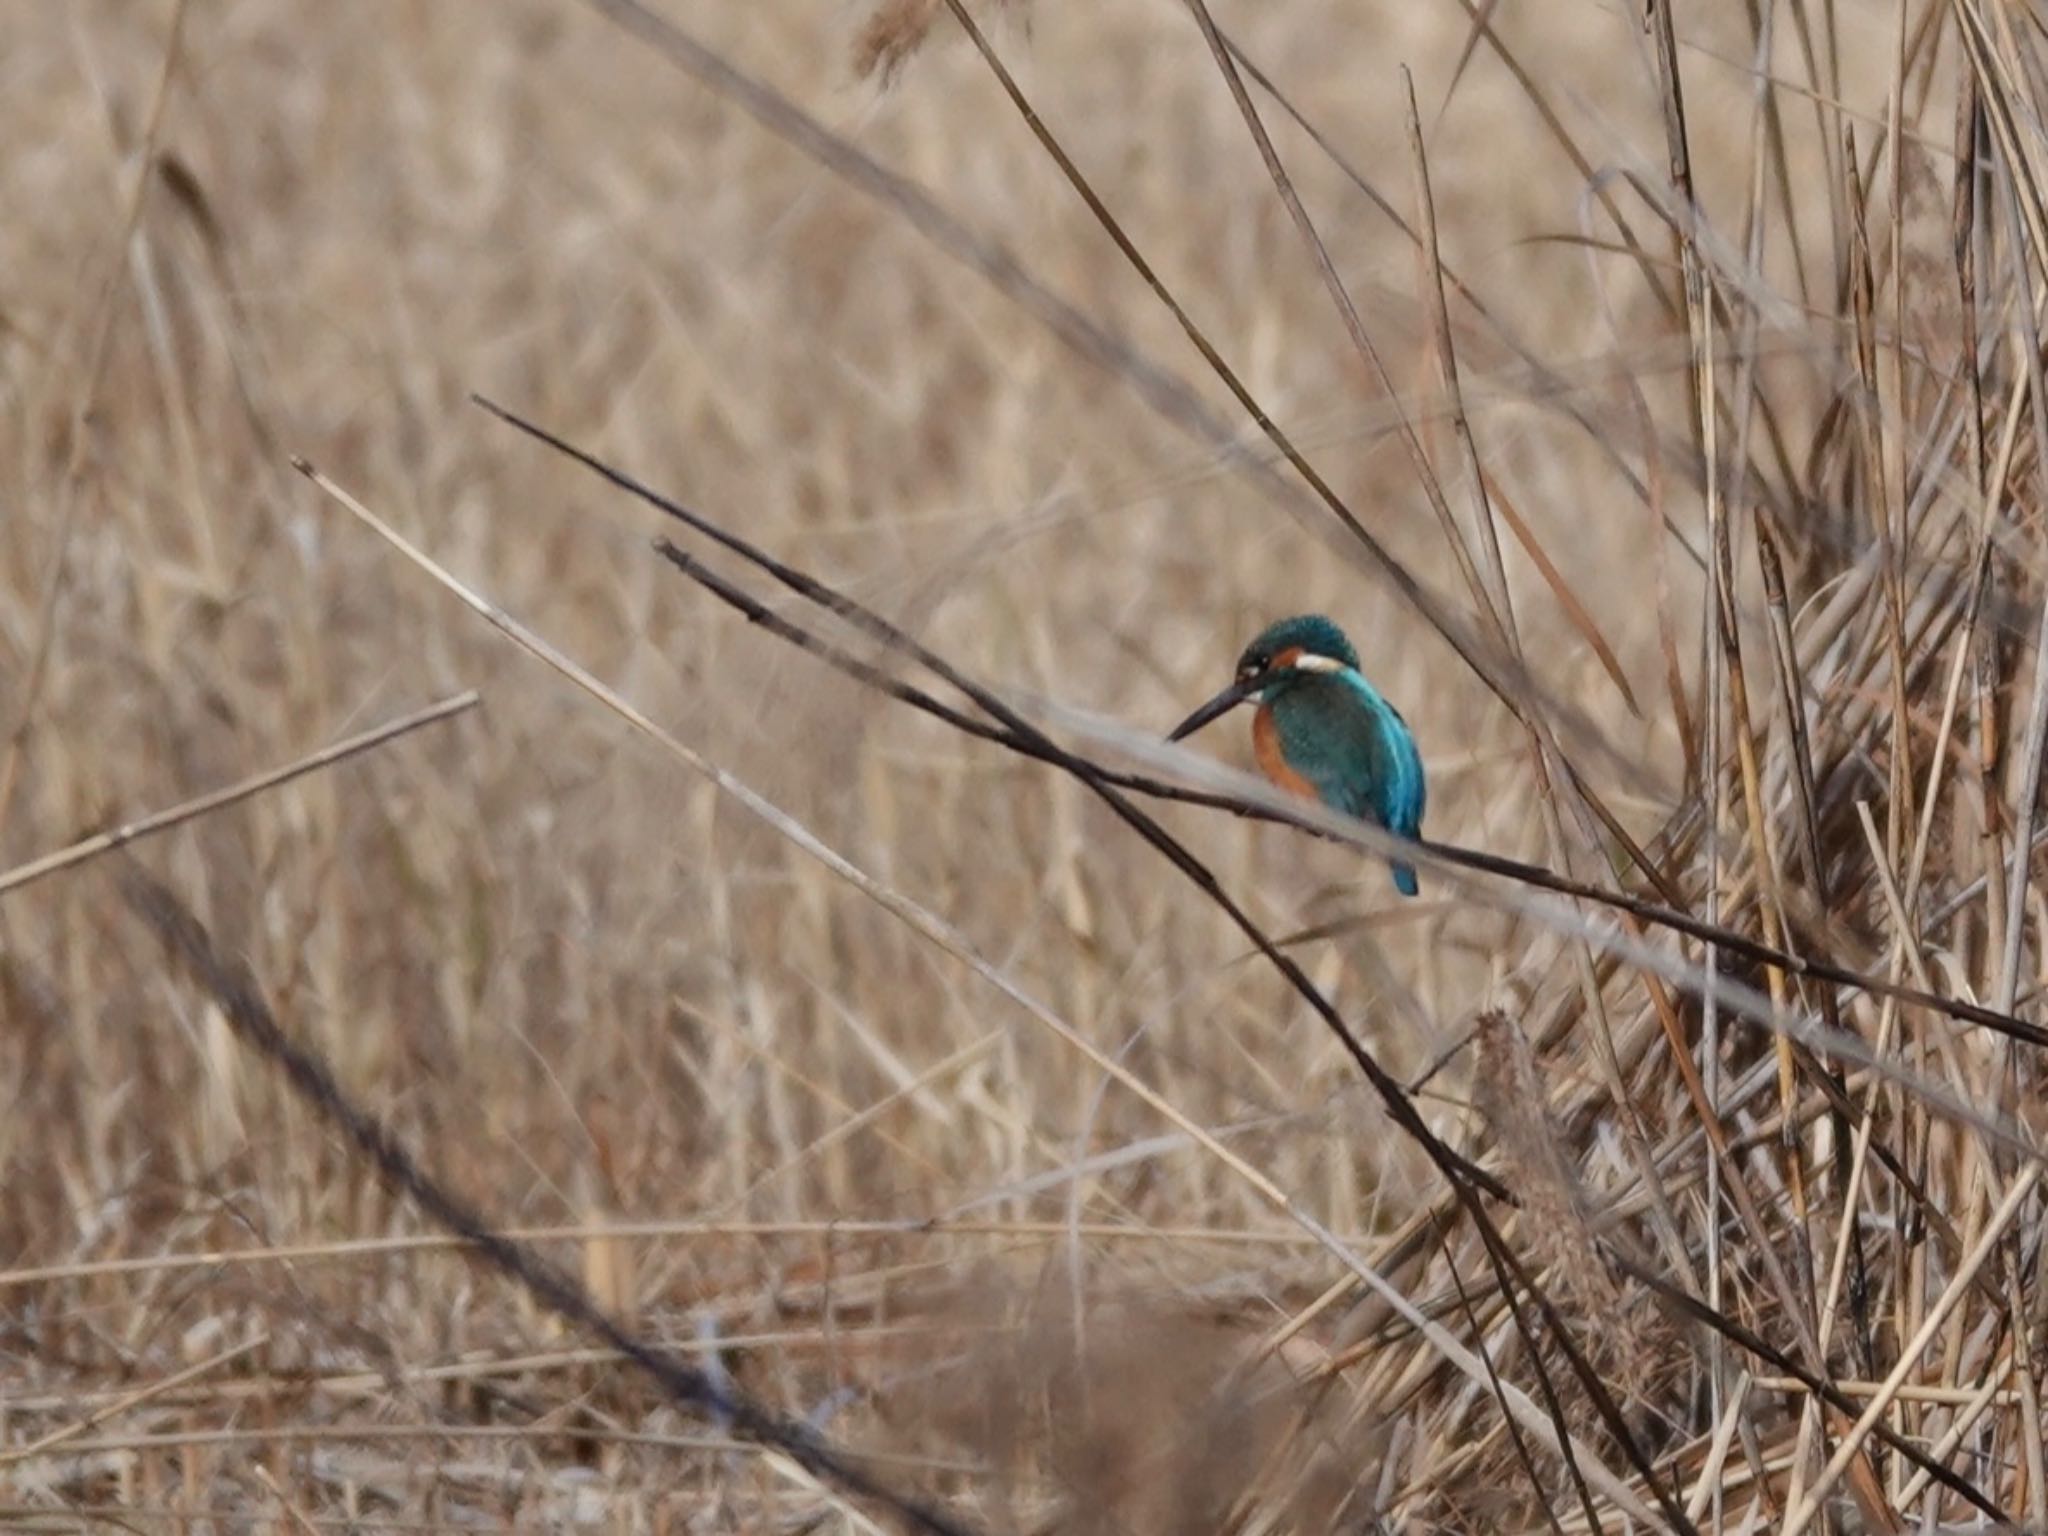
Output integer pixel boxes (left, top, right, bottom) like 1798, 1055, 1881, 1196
0, 0, 1924, 1525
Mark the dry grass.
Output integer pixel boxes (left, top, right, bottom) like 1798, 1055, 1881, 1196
4, 0, 2047, 1530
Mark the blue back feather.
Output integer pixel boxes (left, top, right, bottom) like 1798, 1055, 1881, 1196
1268, 669, 1425, 894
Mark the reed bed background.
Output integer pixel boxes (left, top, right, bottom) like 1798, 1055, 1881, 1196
3, 0, 2046, 1530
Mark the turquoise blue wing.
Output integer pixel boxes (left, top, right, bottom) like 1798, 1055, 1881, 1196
1272, 674, 1425, 893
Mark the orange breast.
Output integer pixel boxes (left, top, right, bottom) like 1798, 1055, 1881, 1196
1252, 705, 1320, 800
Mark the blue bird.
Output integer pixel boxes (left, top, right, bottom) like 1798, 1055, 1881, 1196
1168, 615, 1427, 896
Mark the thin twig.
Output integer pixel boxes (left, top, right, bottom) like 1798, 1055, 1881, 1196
0, 692, 480, 900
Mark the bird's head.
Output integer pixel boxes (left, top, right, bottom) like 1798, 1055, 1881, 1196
1169, 614, 1358, 742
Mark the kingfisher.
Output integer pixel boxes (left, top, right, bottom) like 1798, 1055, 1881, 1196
1168, 614, 1426, 896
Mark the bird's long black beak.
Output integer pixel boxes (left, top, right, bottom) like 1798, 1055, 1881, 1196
1167, 677, 1261, 742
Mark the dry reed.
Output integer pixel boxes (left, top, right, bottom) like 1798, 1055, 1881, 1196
4, 2, 2047, 1532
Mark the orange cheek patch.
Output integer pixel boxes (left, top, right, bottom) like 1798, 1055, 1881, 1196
1253, 706, 1320, 801
1272, 646, 1304, 672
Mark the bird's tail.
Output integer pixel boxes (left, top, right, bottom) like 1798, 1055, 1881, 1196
1392, 861, 1419, 898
